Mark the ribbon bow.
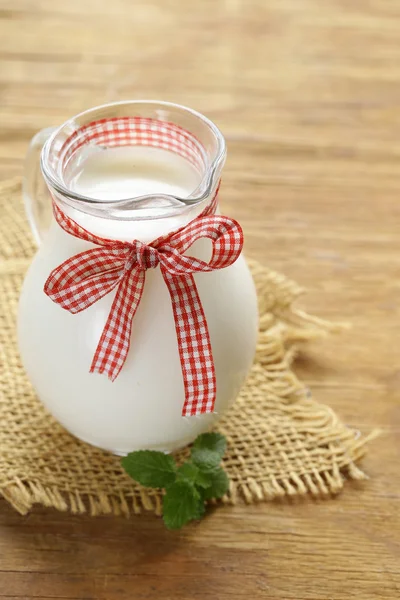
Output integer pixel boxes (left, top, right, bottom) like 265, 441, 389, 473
44, 201, 243, 417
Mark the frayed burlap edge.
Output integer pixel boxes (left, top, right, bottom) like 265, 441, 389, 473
0, 177, 378, 517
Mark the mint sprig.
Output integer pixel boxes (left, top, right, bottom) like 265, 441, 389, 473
121, 432, 229, 529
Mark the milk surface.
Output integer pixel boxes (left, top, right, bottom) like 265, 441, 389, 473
68, 145, 200, 200
61, 146, 205, 241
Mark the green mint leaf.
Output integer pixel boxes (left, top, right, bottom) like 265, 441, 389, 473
177, 461, 212, 489
201, 467, 230, 500
193, 499, 206, 520
121, 450, 176, 488
177, 462, 199, 483
191, 432, 227, 471
193, 432, 227, 458
195, 469, 213, 489
162, 481, 200, 530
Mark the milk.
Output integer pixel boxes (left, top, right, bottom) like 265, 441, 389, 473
19, 137, 259, 455
60, 146, 210, 242
68, 146, 200, 201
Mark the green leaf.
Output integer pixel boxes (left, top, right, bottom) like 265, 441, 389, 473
121, 450, 177, 488
177, 462, 199, 483
177, 461, 213, 489
193, 499, 206, 520
195, 469, 213, 489
162, 481, 200, 530
201, 467, 230, 500
191, 432, 227, 471
193, 432, 227, 458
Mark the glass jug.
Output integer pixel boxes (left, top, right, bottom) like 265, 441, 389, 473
18, 101, 258, 455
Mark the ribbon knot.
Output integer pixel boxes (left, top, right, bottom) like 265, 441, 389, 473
134, 242, 159, 270
44, 197, 243, 417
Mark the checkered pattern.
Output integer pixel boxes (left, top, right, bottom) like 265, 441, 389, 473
44, 189, 243, 417
55, 117, 206, 174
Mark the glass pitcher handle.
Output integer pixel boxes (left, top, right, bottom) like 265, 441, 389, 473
23, 127, 56, 246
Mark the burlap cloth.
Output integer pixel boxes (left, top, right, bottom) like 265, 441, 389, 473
0, 178, 373, 517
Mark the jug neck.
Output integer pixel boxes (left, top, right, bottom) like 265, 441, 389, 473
41, 102, 225, 223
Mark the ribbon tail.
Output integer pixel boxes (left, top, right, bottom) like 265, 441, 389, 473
90, 266, 145, 381
161, 266, 216, 417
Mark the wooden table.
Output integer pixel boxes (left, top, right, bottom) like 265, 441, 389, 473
1, 1, 399, 598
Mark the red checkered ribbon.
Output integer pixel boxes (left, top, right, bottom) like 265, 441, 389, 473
43, 194, 243, 416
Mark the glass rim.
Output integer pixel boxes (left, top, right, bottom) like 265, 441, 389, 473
40, 100, 226, 208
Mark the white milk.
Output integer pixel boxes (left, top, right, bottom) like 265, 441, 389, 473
68, 146, 200, 201
62, 146, 209, 242
18, 146, 259, 454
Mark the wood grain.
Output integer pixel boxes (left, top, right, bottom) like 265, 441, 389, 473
0, 0, 399, 598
